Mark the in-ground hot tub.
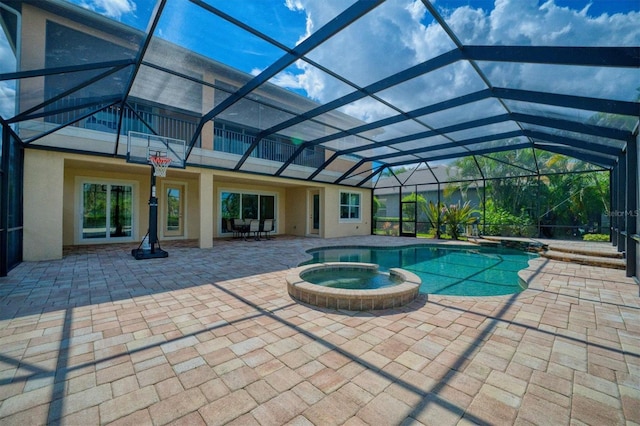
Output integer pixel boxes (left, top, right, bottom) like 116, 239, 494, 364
286, 262, 421, 311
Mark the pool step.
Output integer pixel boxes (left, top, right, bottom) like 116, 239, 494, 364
541, 242, 625, 270
541, 249, 626, 270
469, 237, 626, 270
546, 244, 624, 259
467, 237, 501, 247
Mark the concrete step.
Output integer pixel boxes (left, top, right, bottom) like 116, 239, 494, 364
468, 237, 501, 247
541, 250, 626, 270
547, 244, 624, 259
469, 237, 626, 269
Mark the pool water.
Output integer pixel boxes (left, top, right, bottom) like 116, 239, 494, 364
302, 245, 537, 296
301, 268, 401, 290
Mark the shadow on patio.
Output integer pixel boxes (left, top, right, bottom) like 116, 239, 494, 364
0, 236, 638, 425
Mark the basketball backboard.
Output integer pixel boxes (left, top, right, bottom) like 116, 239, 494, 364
126, 131, 186, 168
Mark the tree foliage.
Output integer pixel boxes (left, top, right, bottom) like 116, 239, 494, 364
450, 148, 610, 237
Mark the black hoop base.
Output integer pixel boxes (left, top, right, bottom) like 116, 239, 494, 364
131, 167, 169, 260
131, 247, 168, 260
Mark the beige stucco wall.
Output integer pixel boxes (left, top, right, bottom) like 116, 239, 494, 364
24, 150, 64, 260
20, 4, 139, 114
64, 159, 145, 246
20, 5, 47, 113
199, 171, 214, 248
283, 185, 372, 238
285, 187, 309, 236
25, 148, 372, 260
61, 154, 203, 247
17, 3, 374, 262
323, 186, 371, 238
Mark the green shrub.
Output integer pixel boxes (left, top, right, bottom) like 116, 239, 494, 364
442, 201, 477, 240
483, 200, 535, 237
583, 233, 609, 242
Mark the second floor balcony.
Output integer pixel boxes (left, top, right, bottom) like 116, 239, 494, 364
213, 127, 325, 169
42, 101, 326, 169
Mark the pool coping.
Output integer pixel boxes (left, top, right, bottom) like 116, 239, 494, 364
286, 262, 422, 311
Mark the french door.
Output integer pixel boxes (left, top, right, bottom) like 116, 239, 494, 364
81, 182, 133, 241
164, 184, 185, 237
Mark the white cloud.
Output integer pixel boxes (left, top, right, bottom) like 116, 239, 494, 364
0, 26, 16, 120
272, 0, 639, 126
0, 82, 16, 120
79, 0, 136, 19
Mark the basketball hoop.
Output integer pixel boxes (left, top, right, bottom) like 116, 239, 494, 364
149, 154, 171, 177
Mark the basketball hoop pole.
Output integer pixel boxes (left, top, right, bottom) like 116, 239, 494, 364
132, 161, 169, 260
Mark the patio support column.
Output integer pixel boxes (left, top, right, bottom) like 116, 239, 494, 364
199, 170, 214, 249
617, 153, 626, 254
625, 134, 638, 278
23, 150, 64, 261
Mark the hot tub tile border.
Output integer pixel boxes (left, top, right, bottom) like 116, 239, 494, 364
286, 262, 421, 312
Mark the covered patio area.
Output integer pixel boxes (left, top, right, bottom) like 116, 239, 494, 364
0, 236, 638, 425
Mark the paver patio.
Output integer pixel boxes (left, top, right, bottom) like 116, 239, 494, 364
0, 235, 638, 425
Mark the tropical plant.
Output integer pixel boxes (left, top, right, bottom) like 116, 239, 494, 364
451, 149, 610, 238
373, 196, 382, 218
381, 221, 399, 236
483, 199, 536, 237
425, 200, 443, 238
449, 147, 538, 215
441, 201, 477, 240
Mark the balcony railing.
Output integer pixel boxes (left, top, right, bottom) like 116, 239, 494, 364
46, 102, 200, 147
44, 100, 326, 168
213, 127, 325, 168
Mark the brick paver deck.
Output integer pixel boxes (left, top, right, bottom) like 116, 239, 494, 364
0, 236, 638, 425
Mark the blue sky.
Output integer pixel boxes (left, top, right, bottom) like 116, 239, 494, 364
1, 0, 639, 121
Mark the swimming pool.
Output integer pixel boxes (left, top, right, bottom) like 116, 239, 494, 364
302, 244, 537, 296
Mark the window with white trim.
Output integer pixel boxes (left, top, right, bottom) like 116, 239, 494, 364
220, 190, 276, 233
79, 180, 135, 242
340, 191, 361, 221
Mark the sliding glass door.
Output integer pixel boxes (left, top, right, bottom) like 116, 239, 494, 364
82, 182, 133, 241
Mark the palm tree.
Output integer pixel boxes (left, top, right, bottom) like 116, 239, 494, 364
425, 200, 443, 238
442, 201, 477, 240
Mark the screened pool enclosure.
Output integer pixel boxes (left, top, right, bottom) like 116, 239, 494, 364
0, 0, 638, 278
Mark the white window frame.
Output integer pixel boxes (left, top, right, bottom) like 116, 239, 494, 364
218, 188, 278, 235
76, 177, 138, 244
161, 180, 188, 239
339, 190, 362, 223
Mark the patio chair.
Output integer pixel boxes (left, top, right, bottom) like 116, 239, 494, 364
261, 219, 274, 240
225, 219, 237, 238
232, 218, 247, 240
249, 219, 261, 240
